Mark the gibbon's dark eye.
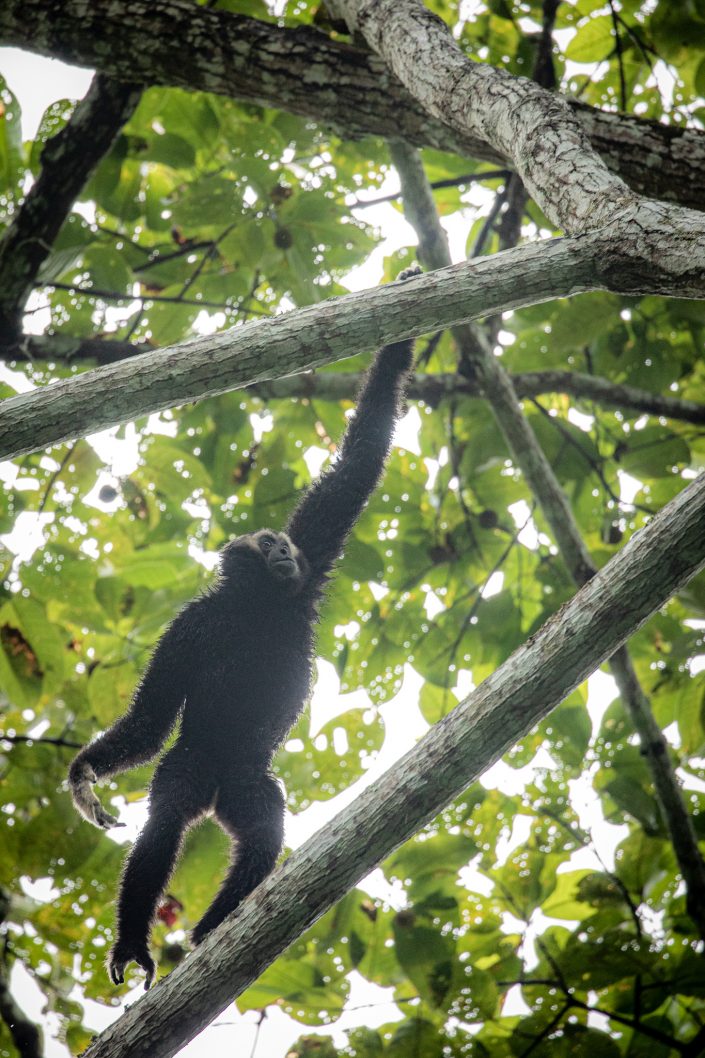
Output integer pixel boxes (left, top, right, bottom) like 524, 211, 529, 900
260, 538, 274, 552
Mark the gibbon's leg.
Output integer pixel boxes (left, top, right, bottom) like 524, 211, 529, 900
108, 748, 214, 988
191, 773, 285, 946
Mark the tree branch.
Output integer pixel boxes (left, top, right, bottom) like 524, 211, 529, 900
0, 733, 83, 751
6, 333, 704, 423
1, 333, 148, 365
2, 0, 705, 212
80, 469, 705, 1058
250, 370, 705, 425
0, 74, 140, 340
335, 0, 705, 293
0, 240, 604, 461
4, 231, 705, 463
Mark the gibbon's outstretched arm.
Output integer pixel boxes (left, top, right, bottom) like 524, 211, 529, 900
68, 609, 195, 829
286, 269, 419, 580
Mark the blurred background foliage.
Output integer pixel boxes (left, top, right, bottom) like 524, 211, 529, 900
1, 0, 705, 1055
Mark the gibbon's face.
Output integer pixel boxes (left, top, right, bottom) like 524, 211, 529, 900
220, 530, 308, 587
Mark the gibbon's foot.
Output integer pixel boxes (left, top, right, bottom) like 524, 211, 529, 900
108, 940, 156, 990
189, 921, 211, 948
190, 909, 226, 947
397, 263, 422, 281
70, 762, 125, 830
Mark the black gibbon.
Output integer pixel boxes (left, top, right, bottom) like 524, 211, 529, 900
69, 269, 419, 988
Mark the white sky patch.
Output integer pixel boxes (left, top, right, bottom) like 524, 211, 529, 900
567, 407, 594, 432
480, 570, 504, 599
394, 405, 421, 453
423, 456, 440, 491
250, 410, 273, 443
0, 48, 93, 138
20, 876, 60, 903
453, 669, 475, 701
22, 288, 53, 335
193, 309, 227, 335
424, 590, 445, 619
618, 469, 643, 505
303, 444, 329, 478
86, 423, 141, 475
585, 668, 617, 734
494, 812, 533, 866
508, 499, 540, 549
0, 361, 35, 394
1, 511, 53, 560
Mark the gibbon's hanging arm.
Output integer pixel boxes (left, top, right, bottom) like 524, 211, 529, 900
69, 266, 421, 988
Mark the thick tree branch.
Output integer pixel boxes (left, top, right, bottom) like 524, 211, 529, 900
0, 74, 140, 340
0, 241, 602, 461
388, 139, 705, 940
4, 232, 705, 463
6, 334, 704, 423
335, 0, 705, 290
81, 470, 705, 1058
1, 0, 705, 211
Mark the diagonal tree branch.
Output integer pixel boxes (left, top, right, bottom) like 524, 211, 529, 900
0, 74, 140, 340
1, 334, 149, 365
6, 329, 705, 423
3, 226, 705, 463
80, 469, 705, 1058
0, 240, 602, 461
5, 331, 704, 424
1, 0, 705, 212
388, 137, 705, 940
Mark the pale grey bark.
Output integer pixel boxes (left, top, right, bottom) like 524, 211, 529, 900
335, 0, 705, 288
6, 333, 703, 421
249, 370, 705, 424
0, 241, 601, 461
1, 0, 705, 211
4, 220, 705, 462
81, 469, 705, 1058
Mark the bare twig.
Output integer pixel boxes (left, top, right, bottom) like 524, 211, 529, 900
0, 733, 83, 750
608, 0, 628, 111
351, 168, 510, 208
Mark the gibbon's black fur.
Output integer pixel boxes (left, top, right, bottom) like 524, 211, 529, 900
68, 269, 418, 989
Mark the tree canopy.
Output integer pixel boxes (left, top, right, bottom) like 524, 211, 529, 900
1, 1, 705, 1057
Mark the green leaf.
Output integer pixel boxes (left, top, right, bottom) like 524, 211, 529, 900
618, 425, 690, 479
276, 707, 385, 811
387, 1019, 443, 1058
566, 15, 615, 62
0, 77, 24, 197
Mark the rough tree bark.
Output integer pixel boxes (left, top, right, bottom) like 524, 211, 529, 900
0, 240, 600, 460
1, 0, 705, 211
333, 0, 705, 292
